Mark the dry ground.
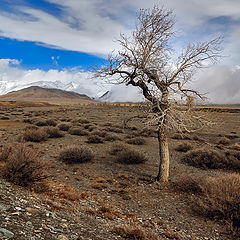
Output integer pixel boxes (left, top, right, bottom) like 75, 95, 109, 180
0, 102, 240, 240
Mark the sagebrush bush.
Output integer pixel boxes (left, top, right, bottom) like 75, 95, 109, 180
2, 143, 49, 186
45, 127, 64, 138
182, 148, 240, 171
45, 119, 57, 126
59, 146, 94, 164
109, 143, 128, 155
87, 134, 103, 144
91, 130, 107, 138
175, 143, 192, 152
0, 145, 13, 162
21, 128, 48, 142
173, 174, 240, 234
69, 128, 89, 136
116, 148, 147, 164
126, 137, 146, 145
58, 123, 71, 131
72, 118, 90, 124
196, 174, 240, 233
104, 133, 121, 142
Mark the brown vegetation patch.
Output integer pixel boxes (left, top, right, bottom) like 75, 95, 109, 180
59, 146, 94, 164
1, 143, 49, 186
116, 148, 147, 164
21, 128, 49, 142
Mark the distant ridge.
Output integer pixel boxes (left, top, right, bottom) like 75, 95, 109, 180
0, 86, 93, 104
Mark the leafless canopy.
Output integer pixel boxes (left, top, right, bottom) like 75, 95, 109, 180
95, 5, 222, 131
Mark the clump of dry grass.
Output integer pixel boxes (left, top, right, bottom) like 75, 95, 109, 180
109, 143, 128, 155
175, 143, 192, 152
171, 133, 191, 140
45, 127, 64, 138
91, 130, 107, 138
112, 225, 158, 240
1, 143, 49, 186
116, 147, 147, 164
59, 146, 94, 164
104, 133, 121, 142
182, 148, 240, 171
45, 119, 57, 126
174, 174, 240, 234
21, 128, 48, 142
0, 145, 13, 162
57, 123, 71, 131
87, 134, 104, 144
68, 128, 89, 136
126, 137, 146, 145
139, 128, 156, 137
72, 118, 90, 124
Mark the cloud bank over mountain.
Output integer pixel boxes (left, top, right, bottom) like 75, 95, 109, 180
1, 58, 240, 104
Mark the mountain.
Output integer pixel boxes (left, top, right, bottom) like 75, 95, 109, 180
0, 86, 93, 103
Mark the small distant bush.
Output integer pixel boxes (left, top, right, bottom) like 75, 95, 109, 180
116, 148, 147, 164
2, 143, 49, 186
72, 118, 90, 124
92, 130, 107, 138
45, 119, 57, 126
104, 133, 121, 142
175, 143, 192, 152
21, 128, 48, 142
59, 146, 94, 164
35, 119, 48, 126
69, 128, 89, 136
171, 133, 191, 140
126, 137, 146, 145
217, 137, 231, 145
139, 128, 156, 137
104, 127, 123, 134
182, 148, 240, 171
87, 134, 103, 144
58, 123, 71, 131
45, 127, 64, 138
109, 143, 128, 155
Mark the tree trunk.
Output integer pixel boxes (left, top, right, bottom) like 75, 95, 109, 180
156, 124, 170, 182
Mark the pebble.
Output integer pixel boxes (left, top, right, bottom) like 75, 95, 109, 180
0, 228, 14, 238
58, 234, 69, 240
25, 207, 42, 214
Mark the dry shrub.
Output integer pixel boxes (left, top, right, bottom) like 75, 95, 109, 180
126, 137, 146, 145
217, 137, 231, 145
139, 128, 156, 137
59, 146, 94, 164
104, 127, 123, 133
72, 118, 90, 124
35, 119, 48, 126
45, 119, 57, 126
69, 128, 89, 136
171, 133, 191, 140
45, 127, 64, 138
0, 145, 13, 162
21, 128, 48, 142
112, 225, 158, 240
91, 130, 107, 138
2, 143, 49, 186
116, 148, 147, 164
109, 143, 128, 155
87, 134, 103, 144
58, 123, 71, 131
104, 133, 121, 142
182, 148, 240, 171
196, 174, 240, 233
175, 143, 192, 152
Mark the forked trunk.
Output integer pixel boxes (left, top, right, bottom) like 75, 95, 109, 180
156, 121, 170, 182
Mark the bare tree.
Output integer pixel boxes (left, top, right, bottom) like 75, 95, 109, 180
95, 6, 222, 182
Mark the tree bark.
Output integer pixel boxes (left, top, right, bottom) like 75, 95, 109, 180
156, 124, 170, 182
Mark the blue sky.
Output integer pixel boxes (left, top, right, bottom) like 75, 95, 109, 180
0, 0, 240, 103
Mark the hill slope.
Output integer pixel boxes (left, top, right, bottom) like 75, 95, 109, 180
0, 86, 93, 104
